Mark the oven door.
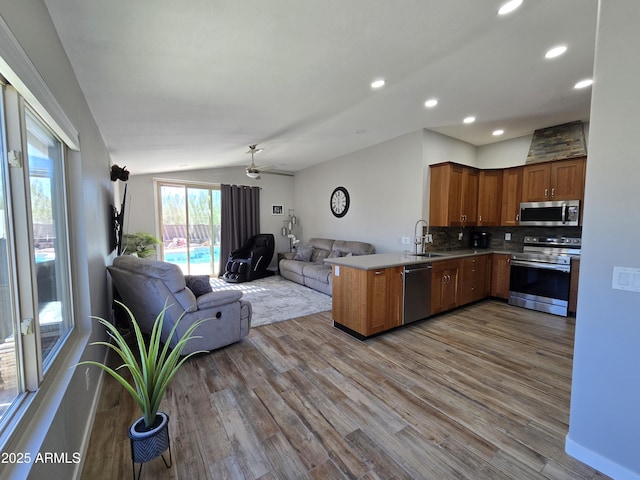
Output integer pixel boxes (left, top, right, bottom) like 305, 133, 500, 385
508, 259, 571, 316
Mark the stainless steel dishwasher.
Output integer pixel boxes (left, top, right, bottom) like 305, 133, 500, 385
403, 264, 432, 324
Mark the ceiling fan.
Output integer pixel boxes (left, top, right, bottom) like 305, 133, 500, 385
245, 145, 294, 179
245, 144, 263, 179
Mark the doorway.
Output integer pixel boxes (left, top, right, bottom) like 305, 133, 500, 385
157, 182, 221, 276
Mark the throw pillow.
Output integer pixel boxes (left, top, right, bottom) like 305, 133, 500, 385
184, 275, 213, 297
294, 245, 313, 262
328, 249, 342, 258
311, 249, 330, 264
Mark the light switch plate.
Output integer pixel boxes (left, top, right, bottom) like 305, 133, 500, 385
612, 266, 640, 292
505, 233, 512, 241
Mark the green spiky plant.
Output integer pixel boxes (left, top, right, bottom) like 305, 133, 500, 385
80, 300, 208, 429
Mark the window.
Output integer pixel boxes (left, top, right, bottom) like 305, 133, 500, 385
156, 181, 221, 276
0, 85, 74, 427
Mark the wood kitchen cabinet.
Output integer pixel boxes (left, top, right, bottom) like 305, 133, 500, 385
332, 265, 403, 337
477, 170, 503, 226
429, 162, 478, 227
569, 257, 580, 314
500, 166, 523, 226
521, 157, 586, 203
459, 255, 491, 305
490, 253, 511, 299
431, 259, 460, 314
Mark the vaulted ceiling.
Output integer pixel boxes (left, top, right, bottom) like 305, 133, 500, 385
44, 0, 598, 175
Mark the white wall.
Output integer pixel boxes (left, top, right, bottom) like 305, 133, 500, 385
565, 2, 640, 479
125, 166, 295, 264
0, 2, 113, 479
294, 130, 422, 253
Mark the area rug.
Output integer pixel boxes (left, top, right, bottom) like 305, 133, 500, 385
209, 275, 332, 327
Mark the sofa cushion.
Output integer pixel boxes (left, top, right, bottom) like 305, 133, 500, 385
302, 264, 332, 284
333, 240, 375, 256
311, 248, 330, 264
294, 245, 313, 262
306, 238, 336, 251
280, 258, 307, 276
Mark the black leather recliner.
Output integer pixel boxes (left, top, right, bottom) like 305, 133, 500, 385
222, 233, 275, 283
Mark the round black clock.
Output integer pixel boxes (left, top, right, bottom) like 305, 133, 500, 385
330, 186, 350, 218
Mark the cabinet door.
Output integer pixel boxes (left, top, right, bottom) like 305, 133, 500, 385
521, 163, 552, 202
367, 267, 403, 335
478, 170, 503, 226
429, 163, 478, 227
551, 158, 586, 201
431, 260, 459, 314
429, 163, 461, 227
332, 265, 367, 333
462, 168, 479, 225
500, 167, 522, 226
368, 269, 390, 335
569, 257, 580, 314
490, 253, 511, 299
459, 255, 490, 305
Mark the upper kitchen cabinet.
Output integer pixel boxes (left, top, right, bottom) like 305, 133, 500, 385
429, 162, 479, 227
521, 157, 586, 203
500, 166, 523, 226
477, 169, 503, 226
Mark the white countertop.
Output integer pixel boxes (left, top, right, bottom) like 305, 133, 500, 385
324, 249, 500, 270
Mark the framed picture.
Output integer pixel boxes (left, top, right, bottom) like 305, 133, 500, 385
272, 204, 284, 215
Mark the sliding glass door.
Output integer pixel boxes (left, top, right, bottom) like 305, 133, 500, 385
157, 182, 221, 276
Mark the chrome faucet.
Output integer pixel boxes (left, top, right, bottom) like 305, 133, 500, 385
414, 219, 429, 255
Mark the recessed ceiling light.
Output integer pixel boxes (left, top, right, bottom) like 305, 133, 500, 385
545, 45, 567, 59
463, 116, 476, 124
498, 0, 523, 15
574, 79, 593, 89
493, 129, 505, 136
371, 79, 386, 89
355, 129, 367, 134
424, 99, 438, 108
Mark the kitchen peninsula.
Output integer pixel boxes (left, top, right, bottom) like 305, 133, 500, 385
326, 250, 495, 339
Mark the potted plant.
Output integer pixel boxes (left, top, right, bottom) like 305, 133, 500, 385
121, 232, 161, 258
79, 301, 207, 476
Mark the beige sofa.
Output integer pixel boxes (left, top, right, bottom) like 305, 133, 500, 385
279, 238, 375, 296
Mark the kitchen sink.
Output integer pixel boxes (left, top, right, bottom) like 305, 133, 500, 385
412, 252, 449, 258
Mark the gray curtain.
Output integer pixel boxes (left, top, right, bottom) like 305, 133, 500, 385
219, 184, 260, 276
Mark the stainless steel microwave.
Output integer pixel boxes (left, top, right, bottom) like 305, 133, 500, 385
519, 200, 580, 226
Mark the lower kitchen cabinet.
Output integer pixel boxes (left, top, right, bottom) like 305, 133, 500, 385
460, 255, 491, 305
491, 253, 511, 299
332, 265, 403, 337
569, 257, 580, 314
431, 260, 460, 314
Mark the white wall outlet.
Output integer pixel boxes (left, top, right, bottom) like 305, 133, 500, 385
458, 232, 463, 240
505, 233, 512, 241
426, 234, 433, 243
335, 266, 340, 277
401, 236, 411, 245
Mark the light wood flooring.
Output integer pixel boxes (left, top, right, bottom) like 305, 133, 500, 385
81, 300, 610, 479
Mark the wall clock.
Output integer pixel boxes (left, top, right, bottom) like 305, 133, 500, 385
330, 186, 350, 218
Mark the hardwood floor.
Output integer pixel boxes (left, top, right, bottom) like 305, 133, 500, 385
81, 300, 610, 479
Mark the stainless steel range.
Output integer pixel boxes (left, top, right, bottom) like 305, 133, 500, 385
509, 236, 581, 316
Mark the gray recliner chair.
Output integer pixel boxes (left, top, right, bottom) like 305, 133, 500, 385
107, 255, 251, 355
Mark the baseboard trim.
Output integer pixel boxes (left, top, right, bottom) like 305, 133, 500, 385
565, 434, 640, 480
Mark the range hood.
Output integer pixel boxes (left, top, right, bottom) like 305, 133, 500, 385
526, 121, 587, 164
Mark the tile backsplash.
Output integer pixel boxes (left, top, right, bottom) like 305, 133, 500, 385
425, 226, 582, 253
